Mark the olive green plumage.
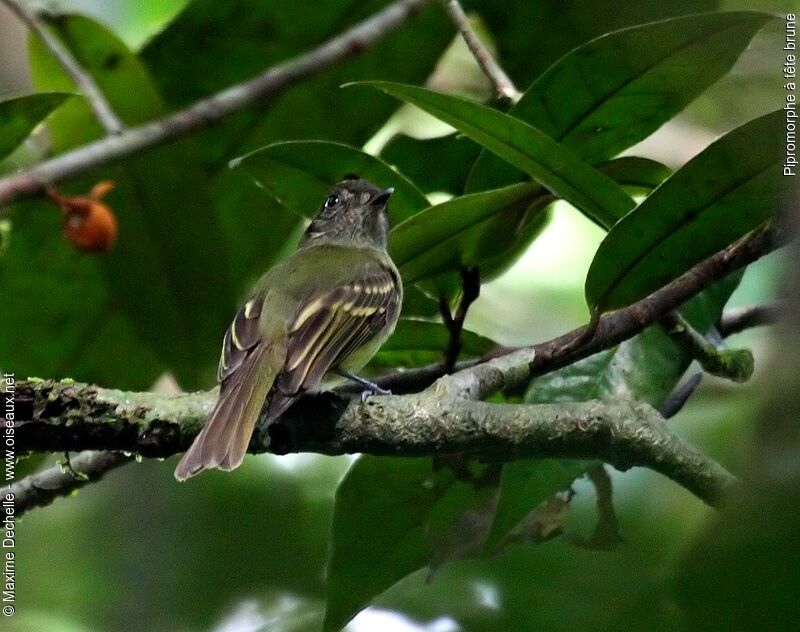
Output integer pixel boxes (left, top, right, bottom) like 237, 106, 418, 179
175, 178, 401, 480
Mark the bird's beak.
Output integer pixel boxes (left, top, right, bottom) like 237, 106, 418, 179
371, 187, 394, 207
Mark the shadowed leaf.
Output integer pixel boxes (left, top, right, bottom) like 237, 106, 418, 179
586, 110, 783, 312
0, 92, 73, 160
466, 11, 773, 191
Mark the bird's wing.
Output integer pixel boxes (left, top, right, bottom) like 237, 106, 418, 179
217, 295, 264, 382
268, 263, 400, 418
174, 294, 285, 481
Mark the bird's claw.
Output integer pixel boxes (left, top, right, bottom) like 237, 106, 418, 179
360, 385, 392, 403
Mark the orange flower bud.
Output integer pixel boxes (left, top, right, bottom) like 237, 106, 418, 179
46, 181, 117, 253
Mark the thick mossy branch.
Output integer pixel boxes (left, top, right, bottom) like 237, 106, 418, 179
16, 359, 735, 508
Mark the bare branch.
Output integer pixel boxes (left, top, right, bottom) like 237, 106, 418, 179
1, 0, 124, 134
439, 0, 521, 102
10, 450, 131, 517
0, 0, 433, 208
718, 302, 783, 337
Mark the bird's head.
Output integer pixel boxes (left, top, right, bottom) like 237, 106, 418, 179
299, 176, 394, 250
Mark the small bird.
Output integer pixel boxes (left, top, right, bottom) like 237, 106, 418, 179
175, 176, 402, 480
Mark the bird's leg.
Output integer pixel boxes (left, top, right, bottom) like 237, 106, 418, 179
336, 369, 392, 402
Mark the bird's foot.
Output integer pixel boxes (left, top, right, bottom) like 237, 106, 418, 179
360, 384, 392, 403
336, 369, 392, 402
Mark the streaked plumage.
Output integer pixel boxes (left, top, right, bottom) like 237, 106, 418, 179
175, 178, 401, 480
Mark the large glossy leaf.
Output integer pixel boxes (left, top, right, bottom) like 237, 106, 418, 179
389, 182, 545, 284
469, 0, 719, 90
586, 110, 783, 312
466, 11, 773, 191
371, 318, 495, 368
324, 457, 436, 632
0, 92, 72, 160
357, 82, 635, 228
325, 455, 505, 631
234, 141, 429, 224
21, 15, 231, 388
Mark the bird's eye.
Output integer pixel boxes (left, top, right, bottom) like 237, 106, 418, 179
324, 194, 339, 209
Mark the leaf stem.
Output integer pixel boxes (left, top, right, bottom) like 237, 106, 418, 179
440, 267, 481, 373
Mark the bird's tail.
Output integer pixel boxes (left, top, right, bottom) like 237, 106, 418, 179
174, 345, 280, 481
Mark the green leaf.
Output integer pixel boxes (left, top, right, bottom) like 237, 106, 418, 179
380, 133, 482, 195
324, 457, 435, 632
325, 456, 506, 629
484, 460, 590, 552
22, 15, 231, 388
466, 11, 773, 191
233, 140, 429, 224
598, 157, 672, 196
387, 157, 669, 287
586, 110, 783, 312
389, 182, 546, 284
0, 92, 72, 160
468, 0, 719, 91
372, 319, 496, 368
356, 82, 635, 228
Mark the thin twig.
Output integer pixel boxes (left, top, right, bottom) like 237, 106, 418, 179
440, 267, 481, 372
0, 0, 433, 208
718, 302, 783, 337
10, 451, 131, 517
1, 0, 123, 134
439, 0, 521, 103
